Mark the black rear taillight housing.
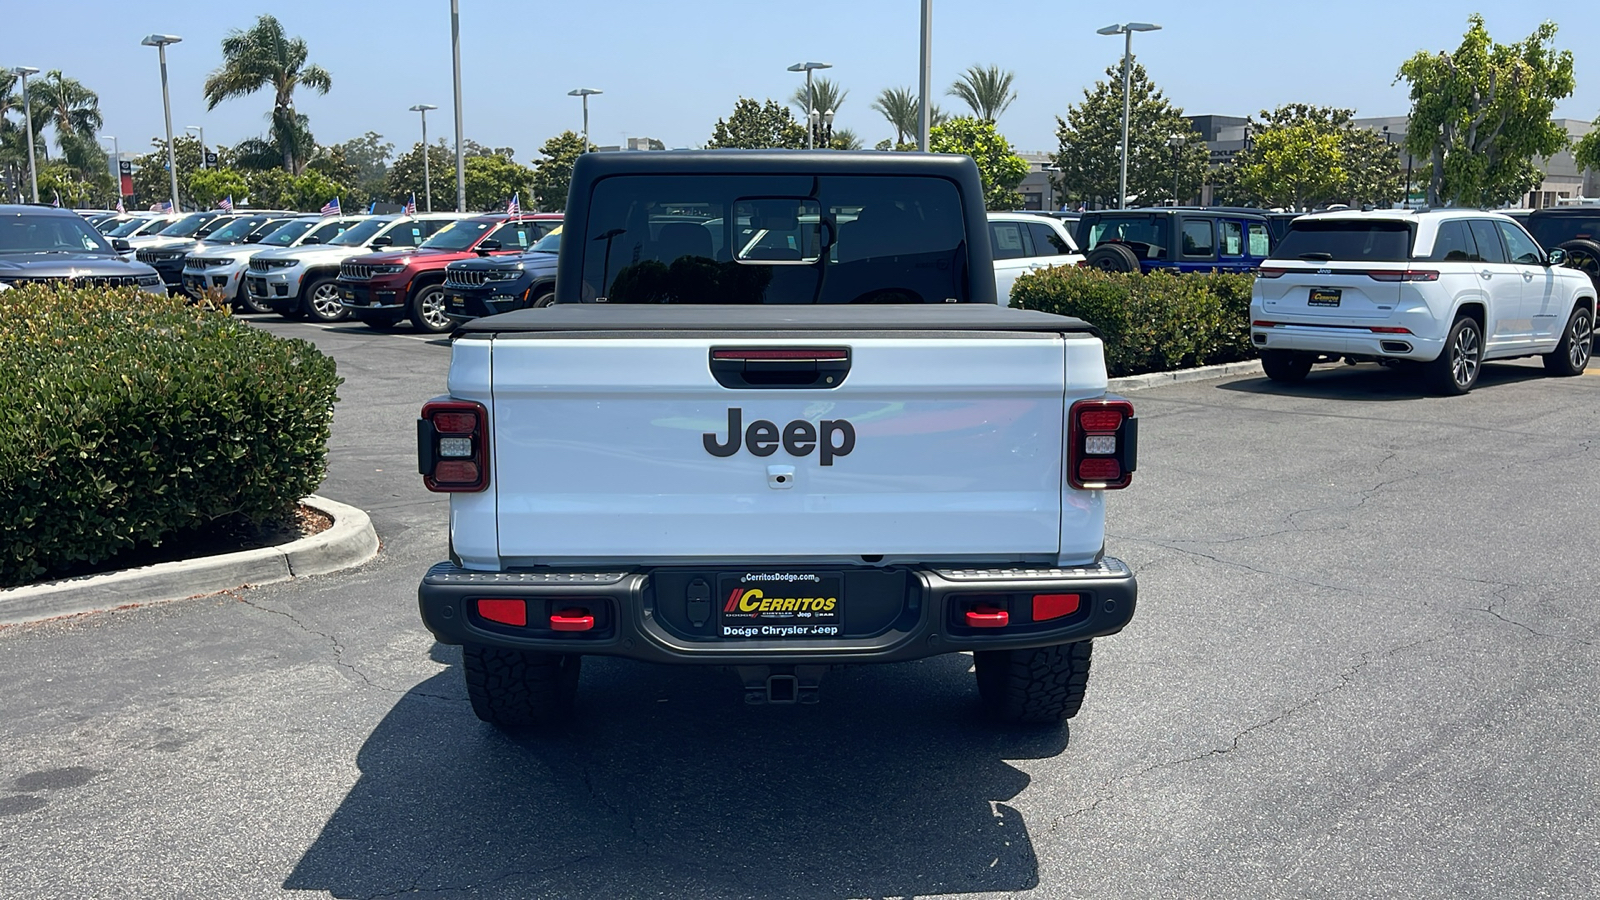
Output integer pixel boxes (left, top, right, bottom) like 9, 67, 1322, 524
418, 399, 490, 492
1067, 397, 1137, 490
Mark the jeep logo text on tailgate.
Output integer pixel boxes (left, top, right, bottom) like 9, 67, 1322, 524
703, 407, 855, 465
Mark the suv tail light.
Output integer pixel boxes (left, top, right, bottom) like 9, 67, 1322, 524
1067, 397, 1136, 490
418, 399, 489, 492
1367, 269, 1439, 282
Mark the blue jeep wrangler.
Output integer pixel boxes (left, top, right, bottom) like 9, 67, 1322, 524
1074, 207, 1273, 274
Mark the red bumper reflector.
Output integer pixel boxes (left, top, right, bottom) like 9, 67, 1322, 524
1077, 458, 1122, 482
550, 608, 595, 632
477, 599, 526, 626
1368, 326, 1413, 334
1032, 593, 1081, 621
965, 605, 1009, 628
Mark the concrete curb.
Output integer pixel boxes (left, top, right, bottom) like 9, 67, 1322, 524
0, 495, 379, 628
1108, 360, 1264, 393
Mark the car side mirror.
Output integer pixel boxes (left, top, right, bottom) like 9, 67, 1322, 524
111, 238, 130, 252
1546, 247, 1567, 268
244, 234, 263, 244
474, 239, 502, 256
369, 235, 393, 248
301, 236, 321, 245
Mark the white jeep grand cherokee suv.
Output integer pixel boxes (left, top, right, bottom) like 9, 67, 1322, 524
1251, 209, 1596, 394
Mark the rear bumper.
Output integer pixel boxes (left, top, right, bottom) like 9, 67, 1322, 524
1252, 322, 1443, 362
417, 559, 1137, 664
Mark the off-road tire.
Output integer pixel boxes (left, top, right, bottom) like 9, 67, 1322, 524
1085, 243, 1140, 273
974, 640, 1093, 724
410, 284, 453, 333
1556, 239, 1600, 290
1427, 315, 1483, 395
1542, 304, 1593, 376
300, 277, 348, 322
1260, 349, 1314, 383
462, 643, 581, 729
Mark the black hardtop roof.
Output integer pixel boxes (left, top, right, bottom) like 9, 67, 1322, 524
1528, 205, 1600, 216
457, 303, 1099, 337
571, 149, 982, 180
1084, 206, 1271, 220
0, 204, 86, 217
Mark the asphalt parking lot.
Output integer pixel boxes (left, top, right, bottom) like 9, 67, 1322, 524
2, 316, 1597, 899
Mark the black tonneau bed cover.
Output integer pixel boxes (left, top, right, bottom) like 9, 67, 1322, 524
455, 304, 1100, 337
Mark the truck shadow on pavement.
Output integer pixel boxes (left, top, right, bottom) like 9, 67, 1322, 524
1218, 362, 1550, 401
286, 646, 1067, 899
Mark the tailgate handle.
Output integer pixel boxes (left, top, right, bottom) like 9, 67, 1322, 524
710, 347, 851, 390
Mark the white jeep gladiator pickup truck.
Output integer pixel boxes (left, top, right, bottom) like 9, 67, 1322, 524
416, 151, 1139, 727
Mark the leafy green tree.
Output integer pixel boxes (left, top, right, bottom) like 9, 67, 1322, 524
948, 65, 1017, 123
384, 140, 455, 211
322, 131, 392, 197
706, 98, 807, 150
1575, 117, 1600, 174
1215, 106, 1402, 210
246, 168, 347, 212
202, 14, 332, 173
930, 116, 1029, 210
36, 161, 97, 207
187, 167, 251, 209
132, 135, 205, 209
465, 152, 534, 211
829, 129, 862, 151
1052, 58, 1206, 208
1398, 14, 1576, 207
530, 131, 592, 211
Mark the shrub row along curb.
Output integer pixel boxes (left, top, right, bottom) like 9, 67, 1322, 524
0, 495, 378, 628
1108, 360, 1266, 393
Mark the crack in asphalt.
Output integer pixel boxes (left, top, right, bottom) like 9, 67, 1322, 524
225, 591, 456, 702
1469, 585, 1595, 649
1045, 635, 1442, 831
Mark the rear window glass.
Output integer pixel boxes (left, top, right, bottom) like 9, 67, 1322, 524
1271, 220, 1414, 262
1083, 215, 1170, 260
1528, 215, 1600, 250
579, 174, 970, 303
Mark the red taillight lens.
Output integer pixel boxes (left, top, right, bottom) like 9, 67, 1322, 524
1368, 326, 1413, 334
1256, 267, 1286, 279
420, 399, 490, 492
1252, 320, 1279, 328
1368, 269, 1438, 282
1068, 397, 1136, 490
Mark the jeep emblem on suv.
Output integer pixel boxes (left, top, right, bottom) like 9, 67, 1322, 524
703, 408, 855, 466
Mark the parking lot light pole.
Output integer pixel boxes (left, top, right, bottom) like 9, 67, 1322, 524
185, 126, 205, 168
568, 89, 602, 152
409, 104, 437, 211
141, 34, 183, 213
8, 66, 40, 203
450, 0, 465, 212
786, 62, 831, 149
918, 0, 931, 151
1096, 22, 1160, 210
100, 136, 119, 201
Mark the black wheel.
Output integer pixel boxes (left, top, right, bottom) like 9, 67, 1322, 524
1085, 243, 1139, 273
529, 288, 556, 308
1542, 304, 1593, 376
300, 277, 348, 322
1260, 349, 1314, 383
1557, 239, 1600, 290
974, 640, 1093, 725
1427, 315, 1483, 395
462, 643, 581, 729
410, 284, 454, 333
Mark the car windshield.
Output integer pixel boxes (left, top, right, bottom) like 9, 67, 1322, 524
528, 229, 561, 253
1271, 220, 1414, 262
105, 217, 154, 238
420, 220, 495, 251
579, 174, 970, 303
203, 216, 268, 243
328, 218, 392, 246
156, 213, 214, 238
1528, 214, 1600, 250
0, 214, 114, 254
258, 220, 316, 246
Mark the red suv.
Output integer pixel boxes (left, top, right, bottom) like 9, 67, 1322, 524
338, 213, 561, 332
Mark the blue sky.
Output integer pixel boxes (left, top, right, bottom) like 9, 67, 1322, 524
3, 0, 1596, 161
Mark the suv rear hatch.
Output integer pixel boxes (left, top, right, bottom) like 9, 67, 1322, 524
1257, 219, 1416, 320
466, 305, 1108, 564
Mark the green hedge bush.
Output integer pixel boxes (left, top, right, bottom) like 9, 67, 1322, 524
1009, 267, 1257, 377
0, 284, 342, 587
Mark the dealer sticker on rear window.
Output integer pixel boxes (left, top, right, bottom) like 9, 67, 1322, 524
719, 572, 842, 638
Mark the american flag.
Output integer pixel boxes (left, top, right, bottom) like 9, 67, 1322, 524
506, 193, 520, 217
149, 200, 173, 213
116, 196, 125, 215
320, 197, 341, 217
218, 195, 233, 212
52, 191, 60, 207
404, 193, 417, 216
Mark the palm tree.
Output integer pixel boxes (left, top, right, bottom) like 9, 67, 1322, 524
948, 65, 1017, 123
31, 70, 103, 171
789, 76, 848, 119
871, 87, 917, 146
830, 129, 863, 151
202, 14, 332, 173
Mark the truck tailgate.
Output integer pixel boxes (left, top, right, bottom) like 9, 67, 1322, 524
489, 333, 1081, 562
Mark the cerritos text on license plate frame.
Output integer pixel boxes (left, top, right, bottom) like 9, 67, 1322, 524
719, 572, 842, 638
1308, 288, 1342, 307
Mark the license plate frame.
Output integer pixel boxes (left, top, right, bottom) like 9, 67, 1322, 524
1308, 288, 1342, 307
718, 572, 843, 639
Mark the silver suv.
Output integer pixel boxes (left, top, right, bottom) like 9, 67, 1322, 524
1251, 209, 1597, 394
